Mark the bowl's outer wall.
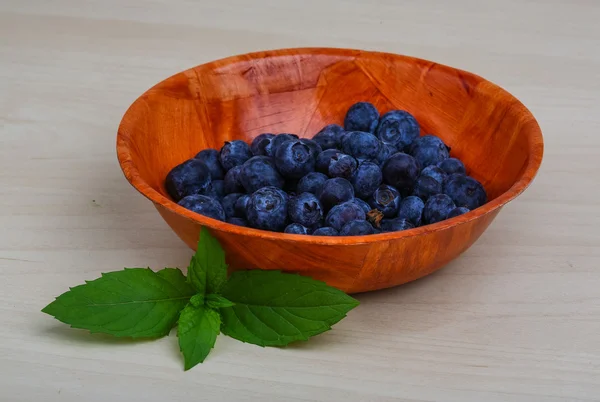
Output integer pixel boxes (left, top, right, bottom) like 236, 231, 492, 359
118, 48, 543, 293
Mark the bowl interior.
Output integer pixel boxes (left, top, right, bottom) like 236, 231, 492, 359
118, 48, 542, 225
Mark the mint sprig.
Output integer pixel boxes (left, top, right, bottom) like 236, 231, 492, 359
42, 228, 359, 370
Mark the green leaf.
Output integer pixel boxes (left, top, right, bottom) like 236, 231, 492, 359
187, 227, 228, 295
42, 268, 196, 338
205, 293, 235, 309
178, 304, 220, 370
219, 270, 359, 347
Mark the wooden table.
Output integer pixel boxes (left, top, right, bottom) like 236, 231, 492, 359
1, 0, 599, 400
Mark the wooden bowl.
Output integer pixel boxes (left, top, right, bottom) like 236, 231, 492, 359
117, 47, 543, 294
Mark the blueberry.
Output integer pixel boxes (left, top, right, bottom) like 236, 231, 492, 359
408, 135, 449, 167
423, 194, 456, 224
219, 140, 253, 171
274, 140, 317, 179
165, 158, 212, 201
194, 148, 225, 180
443, 175, 487, 210
234, 194, 250, 218
227, 217, 248, 227
412, 176, 442, 201
328, 153, 358, 179
288, 192, 324, 228
246, 187, 289, 232
325, 201, 366, 231
312, 227, 339, 236
369, 184, 401, 218
339, 220, 374, 236
375, 110, 420, 150
203, 180, 225, 200
250, 133, 275, 156
352, 198, 373, 215
344, 102, 379, 133
223, 165, 244, 194
377, 143, 398, 168
284, 223, 310, 235
221, 193, 244, 218
382, 152, 420, 192
178, 194, 226, 221
316, 149, 342, 174
420, 165, 448, 185
312, 124, 345, 150
297, 172, 328, 194
397, 196, 425, 226
447, 206, 470, 218
268, 133, 299, 157
318, 178, 355, 211
300, 138, 323, 157
341, 131, 382, 161
437, 158, 466, 175
239, 155, 284, 193
380, 217, 415, 233
351, 161, 383, 199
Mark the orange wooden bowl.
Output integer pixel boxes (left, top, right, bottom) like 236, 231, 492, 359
117, 47, 543, 294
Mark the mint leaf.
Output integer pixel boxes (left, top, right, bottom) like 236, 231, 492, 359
219, 270, 359, 346
178, 304, 220, 370
187, 227, 228, 294
206, 293, 235, 309
42, 268, 195, 338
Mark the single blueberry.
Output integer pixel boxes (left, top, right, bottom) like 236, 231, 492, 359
165, 158, 212, 201
288, 192, 324, 228
234, 194, 250, 218
227, 217, 248, 227
351, 161, 383, 200
312, 227, 339, 236
318, 177, 355, 211
297, 172, 328, 195
377, 143, 398, 168
316, 149, 342, 174
325, 201, 366, 231
339, 220, 374, 236
447, 206, 470, 218
369, 184, 401, 218
221, 193, 244, 218
250, 133, 276, 156
352, 198, 373, 215
274, 140, 317, 179
408, 135, 449, 167
437, 158, 466, 175
443, 175, 487, 210
223, 165, 244, 194
219, 140, 253, 171
344, 102, 379, 133
312, 124, 345, 150
178, 194, 226, 221
380, 217, 415, 233
328, 153, 358, 179
194, 148, 225, 180
423, 194, 456, 224
284, 223, 310, 235
267, 133, 299, 157
203, 180, 225, 201
375, 110, 420, 150
239, 156, 284, 193
246, 187, 289, 232
382, 152, 420, 192
420, 165, 448, 185
341, 131, 382, 162
412, 176, 442, 201
397, 196, 425, 226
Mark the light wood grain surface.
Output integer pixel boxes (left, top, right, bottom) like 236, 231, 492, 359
1, 0, 599, 401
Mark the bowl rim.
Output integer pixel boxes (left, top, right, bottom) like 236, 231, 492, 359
116, 46, 544, 245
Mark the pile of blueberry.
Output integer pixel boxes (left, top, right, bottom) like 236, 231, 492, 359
165, 102, 487, 236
